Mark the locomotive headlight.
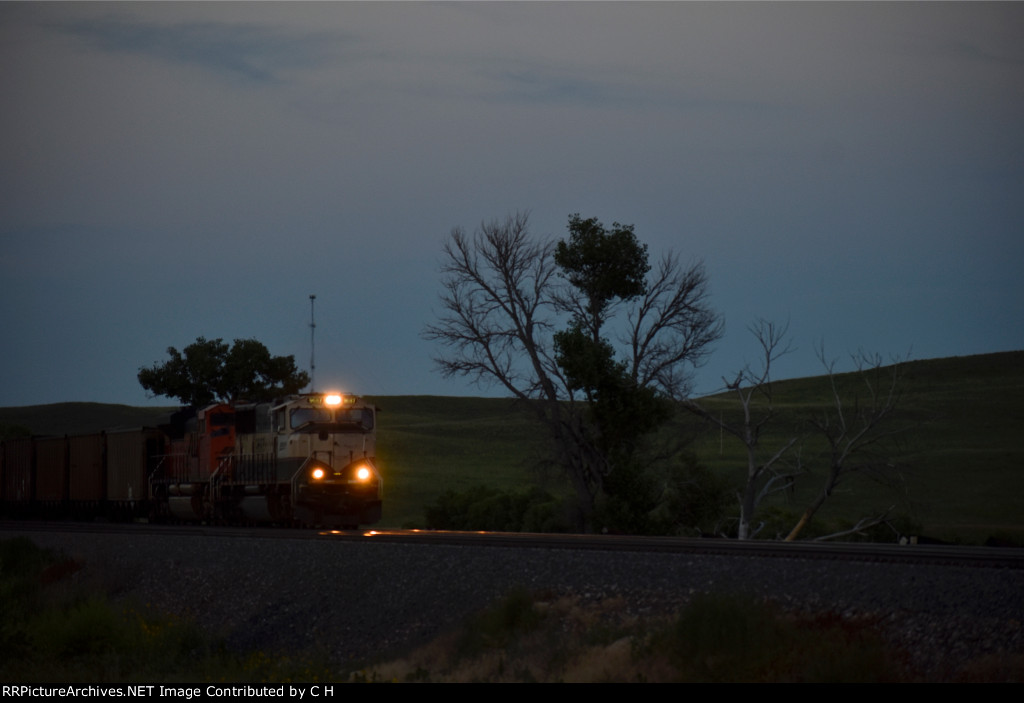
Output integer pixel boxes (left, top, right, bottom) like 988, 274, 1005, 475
311, 467, 326, 480
325, 394, 343, 407
355, 465, 372, 482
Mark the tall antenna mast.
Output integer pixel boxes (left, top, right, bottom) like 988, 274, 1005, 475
309, 294, 316, 392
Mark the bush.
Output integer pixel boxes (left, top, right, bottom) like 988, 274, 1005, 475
424, 485, 569, 532
596, 454, 730, 536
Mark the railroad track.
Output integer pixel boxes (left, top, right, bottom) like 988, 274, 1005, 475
3, 520, 1021, 569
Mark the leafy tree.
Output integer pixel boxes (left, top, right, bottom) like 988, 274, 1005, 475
138, 337, 310, 407
424, 212, 722, 531
551, 218, 678, 526
555, 215, 649, 344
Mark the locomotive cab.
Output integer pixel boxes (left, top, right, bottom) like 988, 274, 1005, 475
271, 393, 382, 528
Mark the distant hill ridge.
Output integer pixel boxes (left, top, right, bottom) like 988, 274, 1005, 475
1, 350, 1021, 437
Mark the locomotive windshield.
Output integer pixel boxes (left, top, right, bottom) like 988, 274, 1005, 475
290, 407, 332, 427
289, 406, 374, 431
337, 407, 375, 431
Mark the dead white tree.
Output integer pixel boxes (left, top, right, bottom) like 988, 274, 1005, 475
688, 321, 909, 541
784, 346, 908, 541
685, 319, 799, 540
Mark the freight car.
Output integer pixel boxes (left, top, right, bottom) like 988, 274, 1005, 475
0, 392, 382, 528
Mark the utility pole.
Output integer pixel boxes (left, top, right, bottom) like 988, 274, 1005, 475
309, 294, 316, 392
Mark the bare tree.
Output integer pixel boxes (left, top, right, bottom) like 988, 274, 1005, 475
424, 212, 722, 530
426, 213, 562, 400
685, 319, 798, 540
784, 347, 907, 541
687, 321, 909, 541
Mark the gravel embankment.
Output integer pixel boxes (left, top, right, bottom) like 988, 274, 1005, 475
8, 529, 1023, 678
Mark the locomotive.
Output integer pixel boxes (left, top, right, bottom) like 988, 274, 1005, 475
0, 392, 383, 529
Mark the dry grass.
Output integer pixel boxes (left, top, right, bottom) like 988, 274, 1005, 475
349, 589, 935, 683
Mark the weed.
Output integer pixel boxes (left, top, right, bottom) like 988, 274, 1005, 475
457, 587, 544, 657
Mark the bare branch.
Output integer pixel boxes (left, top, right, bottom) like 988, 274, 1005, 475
423, 213, 563, 403
784, 347, 909, 541
811, 507, 895, 542
627, 254, 724, 399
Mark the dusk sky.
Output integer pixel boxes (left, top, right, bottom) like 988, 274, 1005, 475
2, 2, 1022, 407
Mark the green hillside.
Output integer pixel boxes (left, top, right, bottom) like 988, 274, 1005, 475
688, 351, 1024, 542
2, 350, 1021, 542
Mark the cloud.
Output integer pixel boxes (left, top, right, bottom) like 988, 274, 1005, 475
48, 15, 339, 84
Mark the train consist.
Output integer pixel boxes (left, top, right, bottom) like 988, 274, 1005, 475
0, 393, 382, 528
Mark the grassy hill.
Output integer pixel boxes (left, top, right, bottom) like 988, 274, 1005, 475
688, 351, 1023, 543
2, 350, 1021, 542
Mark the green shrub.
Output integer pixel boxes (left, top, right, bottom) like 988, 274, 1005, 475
595, 454, 730, 536
424, 485, 569, 532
